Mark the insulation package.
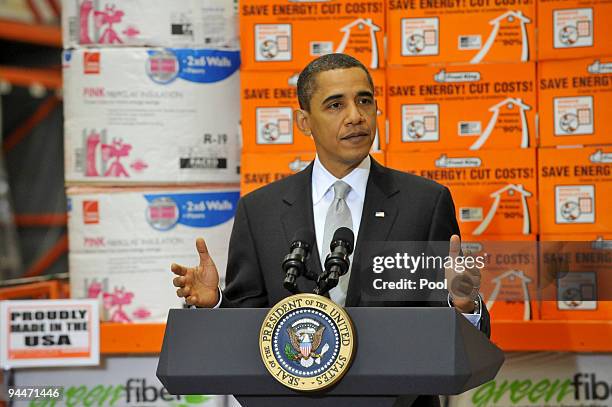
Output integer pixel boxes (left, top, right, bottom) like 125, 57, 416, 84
62, 0, 238, 48
387, 63, 537, 152
387, 149, 538, 236
239, 0, 385, 70
461, 236, 538, 321
538, 57, 612, 147
539, 234, 612, 321
538, 0, 612, 60
538, 146, 611, 235
68, 187, 238, 322
387, 1, 535, 65
63, 47, 241, 184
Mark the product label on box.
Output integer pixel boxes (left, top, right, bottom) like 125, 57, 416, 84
553, 96, 594, 136
255, 24, 292, 61
401, 104, 439, 142
401, 17, 439, 56
12, 356, 225, 407
553, 8, 593, 49
68, 188, 237, 322
450, 353, 612, 406
63, 48, 241, 184
557, 271, 597, 310
555, 185, 595, 224
256, 107, 294, 144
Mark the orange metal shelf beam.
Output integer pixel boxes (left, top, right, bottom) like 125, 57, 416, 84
101, 323, 166, 354
492, 320, 612, 353
0, 19, 61, 47
0, 281, 62, 300
99, 320, 612, 355
0, 66, 62, 90
15, 213, 68, 227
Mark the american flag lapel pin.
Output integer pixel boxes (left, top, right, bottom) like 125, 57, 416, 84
375, 211, 385, 218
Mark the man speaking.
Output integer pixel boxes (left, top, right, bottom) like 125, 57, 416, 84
171, 54, 489, 406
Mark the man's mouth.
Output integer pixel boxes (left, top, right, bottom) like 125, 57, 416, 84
341, 131, 369, 140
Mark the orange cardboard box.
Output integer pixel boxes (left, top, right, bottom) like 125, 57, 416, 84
538, 57, 612, 147
387, 149, 538, 236
538, 146, 612, 234
241, 69, 386, 153
462, 235, 539, 321
538, 0, 612, 61
387, 63, 536, 152
387, 1, 535, 65
539, 234, 612, 320
241, 151, 386, 195
239, 0, 385, 71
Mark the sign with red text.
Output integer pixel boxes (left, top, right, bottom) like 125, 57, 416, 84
0, 299, 99, 368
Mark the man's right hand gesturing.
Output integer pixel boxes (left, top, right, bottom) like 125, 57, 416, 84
171, 238, 220, 308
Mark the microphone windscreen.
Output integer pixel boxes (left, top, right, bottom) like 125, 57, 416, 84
292, 228, 315, 246
332, 227, 354, 252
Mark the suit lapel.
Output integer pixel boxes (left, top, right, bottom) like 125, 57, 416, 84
280, 163, 323, 293
345, 158, 399, 306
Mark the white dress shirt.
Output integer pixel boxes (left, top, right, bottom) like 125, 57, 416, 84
312, 155, 370, 305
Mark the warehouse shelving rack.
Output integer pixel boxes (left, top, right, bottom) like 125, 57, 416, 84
1, 16, 610, 359
0, 19, 61, 47
98, 320, 612, 354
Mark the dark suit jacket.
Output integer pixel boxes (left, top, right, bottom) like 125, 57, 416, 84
221, 157, 491, 406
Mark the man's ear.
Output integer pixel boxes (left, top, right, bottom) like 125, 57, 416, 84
294, 109, 312, 137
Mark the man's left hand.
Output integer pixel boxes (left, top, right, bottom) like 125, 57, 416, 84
446, 234, 481, 313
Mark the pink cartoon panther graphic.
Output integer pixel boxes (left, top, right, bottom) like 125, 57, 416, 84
94, 4, 125, 44
79, 0, 94, 44
86, 280, 103, 298
132, 307, 152, 320
85, 130, 101, 177
103, 287, 134, 323
101, 139, 132, 178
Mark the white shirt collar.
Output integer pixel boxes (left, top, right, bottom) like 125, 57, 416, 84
312, 155, 371, 205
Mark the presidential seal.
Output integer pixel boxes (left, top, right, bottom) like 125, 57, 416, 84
259, 293, 355, 391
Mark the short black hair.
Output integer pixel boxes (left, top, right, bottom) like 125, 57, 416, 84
297, 53, 374, 111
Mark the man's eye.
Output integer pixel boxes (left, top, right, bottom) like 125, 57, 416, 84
328, 102, 342, 110
359, 98, 373, 105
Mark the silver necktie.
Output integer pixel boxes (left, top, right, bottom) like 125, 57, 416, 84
322, 180, 353, 305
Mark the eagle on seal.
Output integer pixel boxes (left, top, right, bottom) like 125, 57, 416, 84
287, 326, 325, 359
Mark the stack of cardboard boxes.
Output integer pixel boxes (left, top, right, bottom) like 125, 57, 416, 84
238, 0, 386, 195
61, 0, 240, 326
240, 0, 610, 321
386, 2, 539, 320
537, 0, 612, 320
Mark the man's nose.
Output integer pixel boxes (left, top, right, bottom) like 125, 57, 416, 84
344, 102, 365, 125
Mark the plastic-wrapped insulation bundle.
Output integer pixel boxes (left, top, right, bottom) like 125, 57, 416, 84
0, 97, 22, 280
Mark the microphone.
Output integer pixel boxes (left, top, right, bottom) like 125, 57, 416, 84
317, 227, 355, 295
282, 228, 314, 294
